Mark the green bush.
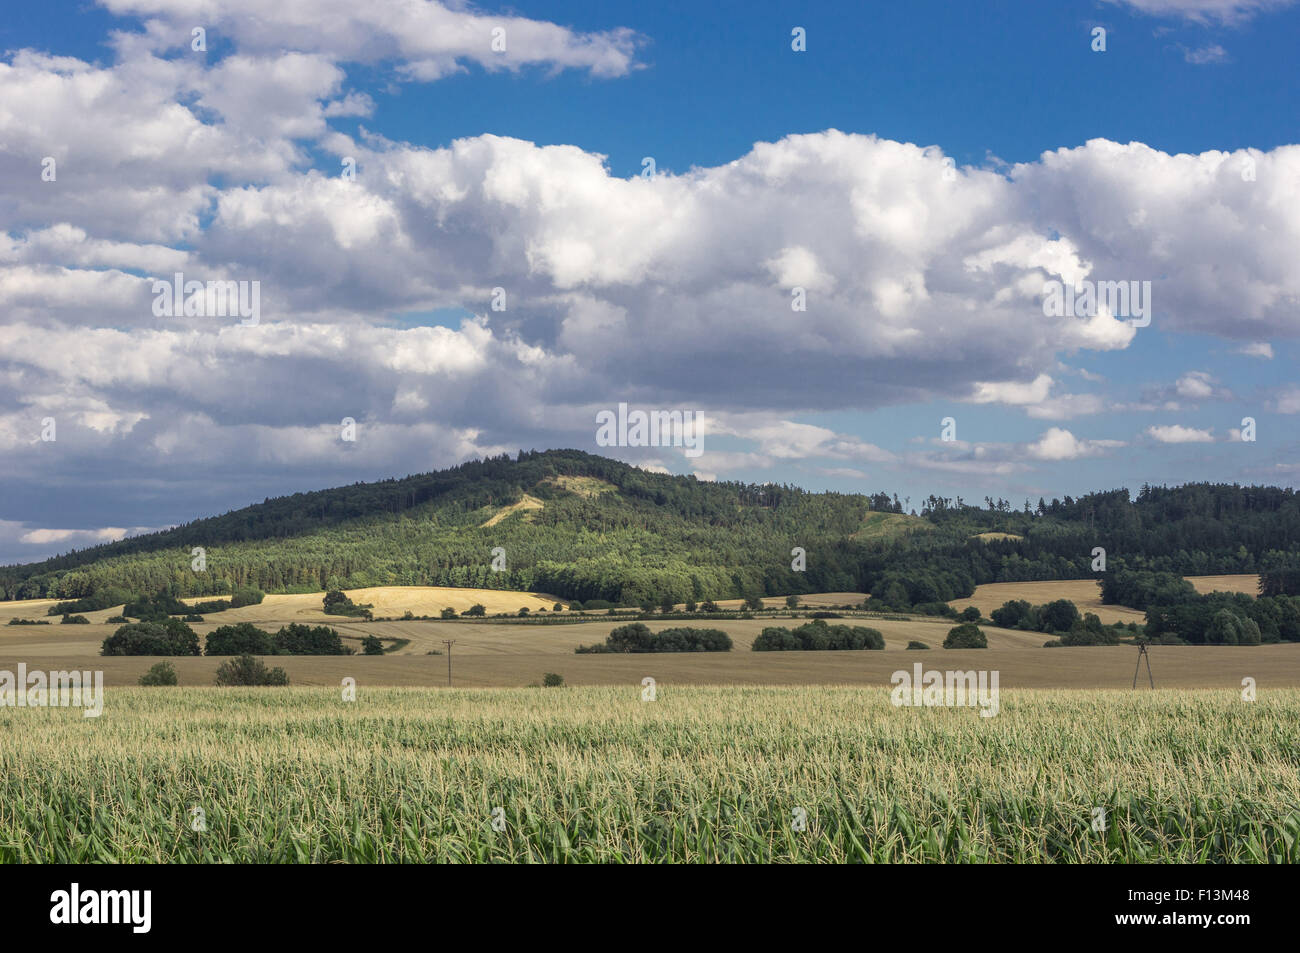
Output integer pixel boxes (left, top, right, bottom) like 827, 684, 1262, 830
464, 604, 486, 617
751, 619, 884, 651
542, 672, 564, 687
47, 587, 136, 616
189, 599, 231, 614
912, 601, 958, 619
907, 640, 930, 650
959, 606, 981, 623
440, 607, 457, 619
577, 623, 732, 654
214, 654, 288, 686
122, 591, 188, 621
322, 590, 372, 619
205, 622, 275, 656
60, 614, 90, 624
361, 635, 384, 655
1206, 609, 1262, 645
138, 661, 178, 686
101, 619, 200, 656
943, 623, 988, 649
1058, 618, 1123, 645
1041, 599, 1082, 634
274, 623, 350, 655
229, 587, 265, 608
990, 599, 1033, 628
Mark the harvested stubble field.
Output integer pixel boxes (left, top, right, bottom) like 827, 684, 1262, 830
1, 687, 1297, 863
0, 586, 566, 627
949, 575, 1261, 626
9, 620, 1300, 689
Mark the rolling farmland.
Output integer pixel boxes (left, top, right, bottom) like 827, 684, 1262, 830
3, 576, 1296, 690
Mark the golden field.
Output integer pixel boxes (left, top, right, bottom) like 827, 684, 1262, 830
0, 585, 566, 627
949, 574, 1261, 625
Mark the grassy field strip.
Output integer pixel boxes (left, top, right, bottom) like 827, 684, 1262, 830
2, 687, 1297, 863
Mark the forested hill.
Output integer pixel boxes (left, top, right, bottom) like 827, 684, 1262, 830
2, 449, 1298, 605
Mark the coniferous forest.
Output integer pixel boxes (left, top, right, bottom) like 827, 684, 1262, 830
2, 449, 1299, 607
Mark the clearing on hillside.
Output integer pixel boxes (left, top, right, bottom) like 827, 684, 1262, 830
543, 474, 617, 498
1185, 574, 1260, 596
480, 494, 545, 527
851, 511, 930, 540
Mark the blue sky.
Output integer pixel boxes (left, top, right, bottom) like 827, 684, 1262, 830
0, 0, 1297, 562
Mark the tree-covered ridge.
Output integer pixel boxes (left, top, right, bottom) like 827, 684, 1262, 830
2, 450, 1299, 606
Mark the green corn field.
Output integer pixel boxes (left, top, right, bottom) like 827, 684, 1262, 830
2, 686, 1297, 863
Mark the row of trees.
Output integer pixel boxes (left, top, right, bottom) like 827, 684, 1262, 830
137, 658, 291, 686
101, 619, 349, 656
752, 620, 884, 651
576, 623, 732, 653
205, 622, 350, 656
48, 586, 264, 619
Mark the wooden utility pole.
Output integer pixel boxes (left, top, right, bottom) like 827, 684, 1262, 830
442, 639, 456, 687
